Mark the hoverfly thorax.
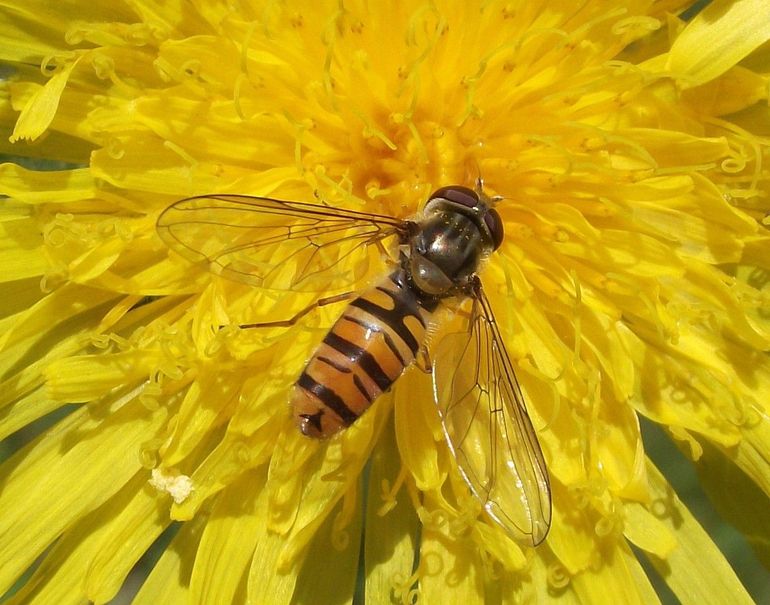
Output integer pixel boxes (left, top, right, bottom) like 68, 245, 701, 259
407, 185, 504, 297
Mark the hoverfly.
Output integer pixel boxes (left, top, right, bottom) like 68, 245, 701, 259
157, 184, 552, 545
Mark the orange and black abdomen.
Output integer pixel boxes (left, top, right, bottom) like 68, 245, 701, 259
291, 268, 431, 438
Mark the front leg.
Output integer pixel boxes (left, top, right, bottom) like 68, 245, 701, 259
237, 291, 355, 329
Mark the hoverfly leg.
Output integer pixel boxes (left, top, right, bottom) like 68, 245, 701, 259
415, 346, 433, 373
238, 291, 355, 329
374, 237, 395, 262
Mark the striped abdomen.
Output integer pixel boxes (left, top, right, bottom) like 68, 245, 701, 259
291, 269, 431, 438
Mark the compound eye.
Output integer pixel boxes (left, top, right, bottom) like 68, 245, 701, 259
429, 185, 479, 209
485, 208, 504, 250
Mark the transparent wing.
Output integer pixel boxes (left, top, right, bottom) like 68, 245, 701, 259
157, 194, 406, 292
431, 278, 552, 545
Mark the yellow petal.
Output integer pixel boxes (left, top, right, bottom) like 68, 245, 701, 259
278, 398, 387, 570
419, 495, 483, 604
172, 423, 278, 520
159, 374, 239, 467
84, 475, 168, 603
0, 217, 47, 280
593, 392, 645, 496
695, 441, 770, 570
571, 541, 659, 605
623, 500, 677, 558
189, 469, 266, 605
643, 460, 753, 604
132, 519, 204, 605
0, 163, 95, 203
728, 412, 770, 507
44, 350, 163, 402
247, 486, 301, 605
394, 370, 445, 491
682, 65, 769, 116
10, 55, 83, 142
0, 399, 167, 595
363, 417, 422, 603
547, 482, 596, 575
0, 386, 57, 442
0, 284, 117, 424
292, 488, 363, 604
667, 0, 770, 88
525, 553, 582, 604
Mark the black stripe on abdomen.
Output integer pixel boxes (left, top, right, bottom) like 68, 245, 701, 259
298, 372, 358, 426
317, 355, 352, 373
323, 331, 392, 392
352, 373, 374, 403
341, 313, 407, 366
350, 280, 423, 353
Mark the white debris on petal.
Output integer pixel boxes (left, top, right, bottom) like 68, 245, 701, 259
149, 468, 194, 504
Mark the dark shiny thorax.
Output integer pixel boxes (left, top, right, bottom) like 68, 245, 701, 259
403, 186, 502, 299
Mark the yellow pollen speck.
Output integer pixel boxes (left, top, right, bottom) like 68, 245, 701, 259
149, 469, 194, 504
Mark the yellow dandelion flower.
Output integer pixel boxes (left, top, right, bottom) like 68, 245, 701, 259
1, 0, 769, 603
